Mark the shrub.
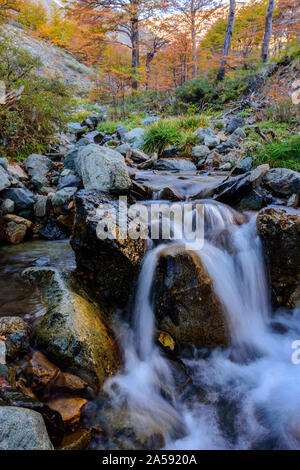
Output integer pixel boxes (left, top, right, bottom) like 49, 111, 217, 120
16, 0, 48, 31
97, 120, 121, 134
175, 76, 214, 108
142, 120, 182, 155
174, 114, 211, 132
0, 33, 72, 159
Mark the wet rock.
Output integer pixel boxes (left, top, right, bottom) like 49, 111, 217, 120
257, 207, 300, 308
34, 195, 50, 218
214, 164, 269, 206
39, 217, 68, 240
4, 214, 32, 245
0, 165, 11, 191
226, 117, 246, 134
237, 187, 268, 211
71, 191, 147, 305
53, 372, 88, 394
56, 428, 93, 450
1, 198, 14, 214
123, 128, 145, 148
191, 145, 210, 160
0, 387, 64, 446
28, 351, 60, 391
58, 174, 82, 190
153, 247, 228, 348
0, 407, 53, 450
263, 168, 300, 197
154, 158, 196, 171
46, 397, 87, 428
77, 144, 131, 193
21, 267, 121, 390
2, 188, 34, 212
52, 187, 77, 207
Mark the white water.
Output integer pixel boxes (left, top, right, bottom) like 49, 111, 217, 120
104, 201, 300, 450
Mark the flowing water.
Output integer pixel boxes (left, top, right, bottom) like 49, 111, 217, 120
1, 171, 300, 450
101, 190, 300, 450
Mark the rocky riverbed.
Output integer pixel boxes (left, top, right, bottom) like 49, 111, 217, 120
0, 111, 300, 450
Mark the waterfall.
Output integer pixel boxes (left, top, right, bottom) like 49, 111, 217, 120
104, 200, 300, 450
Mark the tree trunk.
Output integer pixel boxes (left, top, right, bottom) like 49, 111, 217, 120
217, 0, 236, 82
191, 9, 197, 79
146, 52, 154, 91
261, 0, 276, 62
131, 3, 140, 91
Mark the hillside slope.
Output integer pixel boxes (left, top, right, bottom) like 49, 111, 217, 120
5, 24, 95, 95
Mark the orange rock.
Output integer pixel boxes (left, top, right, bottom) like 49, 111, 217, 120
54, 372, 88, 393
28, 351, 60, 390
46, 397, 87, 428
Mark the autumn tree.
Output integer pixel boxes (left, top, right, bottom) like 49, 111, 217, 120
69, 0, 169, 90
0, 0, 20, 23
261, 0, 276, 61
170, 0, 221, 78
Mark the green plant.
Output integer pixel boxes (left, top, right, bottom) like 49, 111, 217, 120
0, 33, 72, 159
142, 120, 182, 155
174, 114, 211, 132
97, 120, 121, 134
252, 136, 300, 171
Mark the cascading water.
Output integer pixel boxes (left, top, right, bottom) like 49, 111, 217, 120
103, 199, 300, 450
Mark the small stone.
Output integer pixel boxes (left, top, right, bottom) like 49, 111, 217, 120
0, 166, 11, 192
287, 193, 299, 208
7, 163, 29, 181
4, 215, 32, 244
46, 397, 87, 428
2, 188, 34, 212
53, 372, 88, 393
28, 351, 60, 391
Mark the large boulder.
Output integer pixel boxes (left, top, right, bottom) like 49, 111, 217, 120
71, 190, 147, 305
77, 144, 131, 193
22, 267, 121, 390
153, 158, 196, 172
263, 168, 300, 198
257, 207, 300, 308
153, 248, 228, 349
0, 407, 53, 450
123, 128, 146, 148
24, 154, 53, 189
